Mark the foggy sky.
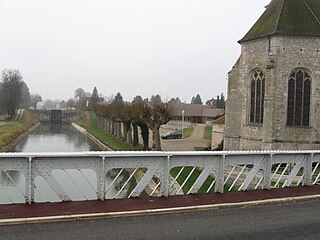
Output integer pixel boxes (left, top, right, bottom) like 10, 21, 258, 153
0, 0, 270, 103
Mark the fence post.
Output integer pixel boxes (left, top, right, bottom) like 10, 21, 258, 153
26, 157, 34, 204
98, 156, 106, 201
303, 153, 312, 186
215, 155, 225, 193
159, 155, 170, 197
262, 154, 272, 190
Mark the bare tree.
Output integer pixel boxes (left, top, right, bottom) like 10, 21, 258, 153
30, 94, 42, 109
74, 88, 87, 110
74, 88, 86, 99
67, 98, 76, 110
0, 69, 26, 119
93, 95, 173, 151
143, 101, 173, 151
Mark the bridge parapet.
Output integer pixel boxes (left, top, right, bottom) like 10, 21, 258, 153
0, 151, 319, 204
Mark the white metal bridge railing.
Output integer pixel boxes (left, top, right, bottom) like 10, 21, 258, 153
0, 151, 319, 204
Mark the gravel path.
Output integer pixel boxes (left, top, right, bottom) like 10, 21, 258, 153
160, 124, 211, 151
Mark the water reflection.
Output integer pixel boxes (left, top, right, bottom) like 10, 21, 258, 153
13, 123, 101, 152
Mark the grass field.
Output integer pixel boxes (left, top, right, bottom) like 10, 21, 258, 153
181, 127, 193, 138
204, 126, 212, 140
0, 110, 38, 151
170, 166, 232, 194
75, 112, 144, 151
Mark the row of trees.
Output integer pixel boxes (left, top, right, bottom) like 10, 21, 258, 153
72, 88, 225, 111
93, 92, 173, 151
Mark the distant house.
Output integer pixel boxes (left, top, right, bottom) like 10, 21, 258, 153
170, 103, 224, 124
205, 98, 217, 108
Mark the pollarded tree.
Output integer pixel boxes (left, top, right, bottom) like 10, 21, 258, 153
0, 69, 25, 119
130, 100, 149, 150
143, 99, 173, 151
131, 95, 145, 146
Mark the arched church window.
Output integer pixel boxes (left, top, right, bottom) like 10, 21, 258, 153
287, 69, 311, 126
250, 70, 265, 123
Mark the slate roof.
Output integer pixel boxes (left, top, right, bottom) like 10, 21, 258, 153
239, 0, 320, 43
170, 103, 224, 118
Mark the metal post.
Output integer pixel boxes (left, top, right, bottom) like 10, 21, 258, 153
28, 157, 33, 204
215, 155, 225, 193
182, 110, 184, 138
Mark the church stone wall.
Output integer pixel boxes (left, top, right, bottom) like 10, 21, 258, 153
271, 37, 320, 149
224, 36, 320, 150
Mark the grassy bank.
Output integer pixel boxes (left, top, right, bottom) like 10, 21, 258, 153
75, 112, 144, 151
0, 110, 39, 152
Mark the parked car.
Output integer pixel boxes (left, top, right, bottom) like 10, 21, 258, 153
161, 131, 182, 139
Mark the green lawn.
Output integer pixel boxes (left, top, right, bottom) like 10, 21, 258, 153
75, 112, 144, 151
181, 127, 193, 138
0, 110, 38, 151
170, 166, 232, 194
204, 126, 212, 140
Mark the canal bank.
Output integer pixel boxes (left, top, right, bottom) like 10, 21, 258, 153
5, 122, 41, 151
0, 110, 39, 152
71, 123, 114, 151
1, 110, 113, 152
74, 112, 144, 151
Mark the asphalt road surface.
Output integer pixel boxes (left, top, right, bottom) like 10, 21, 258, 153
1, 200, 320, 240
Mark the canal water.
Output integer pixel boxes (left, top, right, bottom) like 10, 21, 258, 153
12, 123, 101, 152
0, 123, 132, 204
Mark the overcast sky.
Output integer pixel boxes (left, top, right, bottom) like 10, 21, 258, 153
0, 0, 270, 103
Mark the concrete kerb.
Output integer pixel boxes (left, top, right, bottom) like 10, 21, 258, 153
1, 194, 320, 226
71, 123, 114, 151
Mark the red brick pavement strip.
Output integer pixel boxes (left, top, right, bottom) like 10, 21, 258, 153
1, 185, 320, 222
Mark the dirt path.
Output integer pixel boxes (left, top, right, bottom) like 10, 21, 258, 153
160, 124, 211, 151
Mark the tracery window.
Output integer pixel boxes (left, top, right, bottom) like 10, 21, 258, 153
287, 69, 311, 126
250, 70, 265, 124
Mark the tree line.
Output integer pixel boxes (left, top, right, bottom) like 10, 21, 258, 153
92, 92, 173, 151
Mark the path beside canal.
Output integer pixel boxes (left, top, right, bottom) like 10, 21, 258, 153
160, 124, 211, 151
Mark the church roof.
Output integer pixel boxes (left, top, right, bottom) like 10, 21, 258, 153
239, 0, 320, 43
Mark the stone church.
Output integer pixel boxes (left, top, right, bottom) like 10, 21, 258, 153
224, 0, 320, 150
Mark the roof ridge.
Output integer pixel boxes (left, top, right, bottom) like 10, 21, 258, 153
303, 0, 320, 25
